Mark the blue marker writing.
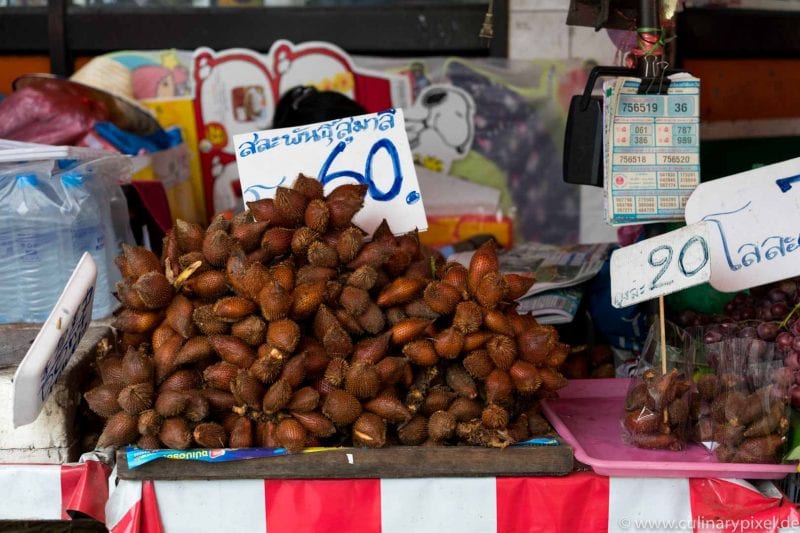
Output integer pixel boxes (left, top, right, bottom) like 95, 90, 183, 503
319, 138, 404, 202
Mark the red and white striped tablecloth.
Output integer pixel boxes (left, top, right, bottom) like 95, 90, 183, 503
106, 473, 800, 533
0, 460, 111, 522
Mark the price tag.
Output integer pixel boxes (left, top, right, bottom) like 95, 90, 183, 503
603, 75, 701, 226
610, 222, 711, 308
233, 109, 426, 235
13, 253, 96, 427
685, 157, 800, 292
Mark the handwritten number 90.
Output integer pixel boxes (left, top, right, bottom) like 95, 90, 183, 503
647, 237, 709, 290
319, 138, 403, 201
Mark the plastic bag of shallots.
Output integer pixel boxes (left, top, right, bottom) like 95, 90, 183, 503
693, 337, 791, 463
621, 320, 695, 451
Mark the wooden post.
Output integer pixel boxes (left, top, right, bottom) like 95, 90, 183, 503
659, 295, 667, 374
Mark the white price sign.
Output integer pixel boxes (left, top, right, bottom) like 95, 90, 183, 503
233, 108, 426, 236
685, 157, 800, 292
610, 222, 712, 308
13, 253, 96, 427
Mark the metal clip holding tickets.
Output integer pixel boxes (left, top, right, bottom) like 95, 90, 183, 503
637, 59, 684, 96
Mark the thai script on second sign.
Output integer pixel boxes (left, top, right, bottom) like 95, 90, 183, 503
237, 109, 397, 157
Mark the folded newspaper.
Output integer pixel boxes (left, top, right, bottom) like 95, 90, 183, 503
450, 242, 613, 324
516, 288, 583, 325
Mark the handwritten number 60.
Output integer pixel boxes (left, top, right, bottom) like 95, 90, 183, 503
647, 237, 709, 290
319, 138, 403, 201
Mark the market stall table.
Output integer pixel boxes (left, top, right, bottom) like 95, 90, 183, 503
105, 470, 800, 533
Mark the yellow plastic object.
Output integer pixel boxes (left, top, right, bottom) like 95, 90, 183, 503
419, 214, 513, 249
142, 99, 207, 224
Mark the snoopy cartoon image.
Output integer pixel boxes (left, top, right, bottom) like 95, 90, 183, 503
404, 84, 475, 173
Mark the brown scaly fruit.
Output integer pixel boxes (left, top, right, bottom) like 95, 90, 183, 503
292, 411, 336, 438
486, 335, 517, 371
336, 227, 365, 265
304, 199, 330, 234
259, 279, 293, 321
229, 417, 254, 448
452, 301, 483, 334
423, 281, 462, 316
160, 417, 193, 450
475, 272, 508, 310
85, 384, 123, 417
428, 410, 457, 442
213, 296, 257, 322
448, 397, 483, 422
433, 328, 464, 360
231, 316, 267, 346
131, 272, 174, 309
463, 350, 494, 380
275, 186, 308, 227
117, 383, 154, 416
351, 333, 390, 365
481, 403, 509, 430
352, 413, 387, 448
446, 364, 478, 400
138, 409, 163, 437
326, 184, 367, 229
276, 417, 307, 452
467, 240, 499, 296
193, 423, 228, 448
262, 379, 293, 414
293, 174, 325, 200
398, 416, 428, 445
377, 277, 426, 307
322, 389, 362, 425
97, 411, 139, 448
630, 432, 682, 451
504, 274, 535, 301
364, 395, 412, 423
278, 355, 306, 391
391, 318, 431, 345
232, 370, 265, 410
192, 305, 231, 334
623, 408, 659, 434
251, 347, 286, 384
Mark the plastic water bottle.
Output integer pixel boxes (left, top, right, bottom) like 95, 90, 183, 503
0, 176, 20, 323
13, 173, 66, 322
61, 172, 113, 318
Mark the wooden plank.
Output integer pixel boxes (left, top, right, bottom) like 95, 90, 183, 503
0, 323, 110, 370
0, 325, 40, 369
117, 445, 573, 481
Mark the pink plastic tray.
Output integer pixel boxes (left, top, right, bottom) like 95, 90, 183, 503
541, 378, 797, 479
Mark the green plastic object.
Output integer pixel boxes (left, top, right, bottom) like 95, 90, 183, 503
785, 409, 800, 461
666, 283, 736, 316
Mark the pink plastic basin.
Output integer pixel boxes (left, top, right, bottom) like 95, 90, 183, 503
541, 378, 797, 479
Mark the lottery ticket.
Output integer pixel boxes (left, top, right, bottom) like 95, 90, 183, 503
603, 74, 701, 225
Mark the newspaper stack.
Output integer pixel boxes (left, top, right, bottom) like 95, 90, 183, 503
451, 242, 613, 324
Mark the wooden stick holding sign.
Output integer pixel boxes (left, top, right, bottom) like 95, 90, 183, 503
610, 222, 712, 371
659, 295, 667, 375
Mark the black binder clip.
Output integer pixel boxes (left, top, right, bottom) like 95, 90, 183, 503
637, 57, 672, 95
